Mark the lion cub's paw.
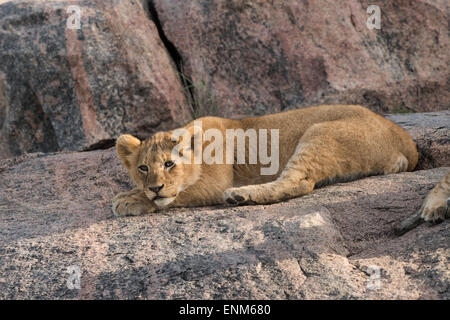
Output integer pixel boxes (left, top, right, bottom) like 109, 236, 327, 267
112, 189, 155, 217
223, 187, 254, 205
112, 198, 153, 217
420, 196, 449, 223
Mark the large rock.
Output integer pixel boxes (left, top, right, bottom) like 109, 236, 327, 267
0, 149, 448, 299
1, 0, 448, 159
0, 111, 448, 299
0, 0, 191, 159
153, 0, 449, 116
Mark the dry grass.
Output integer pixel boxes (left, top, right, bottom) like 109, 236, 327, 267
179, 72, 222, 119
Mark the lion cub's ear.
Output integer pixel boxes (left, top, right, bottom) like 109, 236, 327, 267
116, 134, 141, 169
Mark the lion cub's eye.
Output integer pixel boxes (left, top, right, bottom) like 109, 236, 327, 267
164, 161, 175, 168
138, 165, 149, 173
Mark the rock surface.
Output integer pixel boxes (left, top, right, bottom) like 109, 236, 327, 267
0, 0, 191, 159
1, 0, 449, 158
154, 0, 449, 116
0, 111, 448, 299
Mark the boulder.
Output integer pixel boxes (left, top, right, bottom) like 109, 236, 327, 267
153, 0, 449, 116
0, 110, 448, 299
0, 0, 191, 159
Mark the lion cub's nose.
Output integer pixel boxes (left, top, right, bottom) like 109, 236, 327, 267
149, 184, 164, 193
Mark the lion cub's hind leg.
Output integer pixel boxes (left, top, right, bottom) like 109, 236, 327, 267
383, 153, 409, 174
224, 119, 396, 206
112, 188, 156, 217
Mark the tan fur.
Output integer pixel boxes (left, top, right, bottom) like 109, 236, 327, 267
420, 172, 450, 222
112, 105, 419, 216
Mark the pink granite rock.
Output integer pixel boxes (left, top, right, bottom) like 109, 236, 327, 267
0, 111, 448, 299
0, 0, 191, 159
153, 0, 449, 116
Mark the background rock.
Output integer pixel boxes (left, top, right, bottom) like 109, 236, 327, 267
153, 0, 449, 116
1, 0, 448, 158
0, 0, 191, 159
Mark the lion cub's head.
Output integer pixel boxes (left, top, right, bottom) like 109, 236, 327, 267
116, 127, 202, 208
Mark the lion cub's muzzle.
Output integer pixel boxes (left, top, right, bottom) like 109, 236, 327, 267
148, 184, 164, 194
144, 185, 176, 208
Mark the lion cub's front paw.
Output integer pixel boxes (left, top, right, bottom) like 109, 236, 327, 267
223, 187, 254, 205
420, 196, 449, 223
112, 189, 155, 217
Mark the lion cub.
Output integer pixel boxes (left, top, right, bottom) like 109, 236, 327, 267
113, 104, 418, 216
397, 171, 450, 234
